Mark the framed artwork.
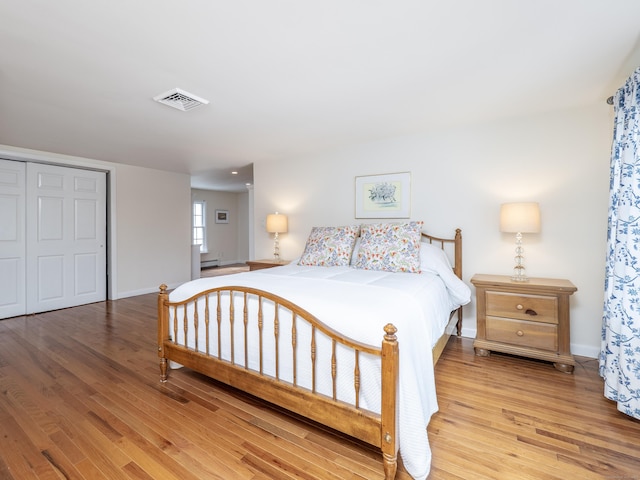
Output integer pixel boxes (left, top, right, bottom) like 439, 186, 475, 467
215, 209, 229, 224
355, 172, 411, 219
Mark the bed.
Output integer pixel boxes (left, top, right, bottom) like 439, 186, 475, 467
157, 224, 470, 479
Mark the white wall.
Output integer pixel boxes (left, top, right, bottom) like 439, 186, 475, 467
191, 188, 250, 265
0, 144, 192, 299
253, 103, 614, 357
116, 164, 191, 296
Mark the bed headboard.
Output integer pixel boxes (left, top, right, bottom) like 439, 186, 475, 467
421, 228, 462, 280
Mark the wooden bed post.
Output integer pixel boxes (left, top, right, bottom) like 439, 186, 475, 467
454, 228, 463, 336
381, 323, 399, 480
158, 284, 170, 383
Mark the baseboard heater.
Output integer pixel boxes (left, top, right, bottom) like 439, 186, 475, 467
201, 259, 219, 268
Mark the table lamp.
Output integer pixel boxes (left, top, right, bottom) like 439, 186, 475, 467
500, 202, 541, 281
266, 212, 288, 260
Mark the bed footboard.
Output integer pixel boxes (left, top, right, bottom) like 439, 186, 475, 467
157, 283, 399, 479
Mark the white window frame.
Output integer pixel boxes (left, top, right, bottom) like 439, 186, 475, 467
193, 200, 207, 253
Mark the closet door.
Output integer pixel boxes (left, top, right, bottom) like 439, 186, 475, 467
0, 160, 26, 318
26, 163, 106, 314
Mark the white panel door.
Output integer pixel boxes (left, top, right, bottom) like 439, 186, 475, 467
0, 160, 26, 318
26, 163, 106, 314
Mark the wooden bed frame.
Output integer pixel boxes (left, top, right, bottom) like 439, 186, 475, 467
157, 229, 463, 479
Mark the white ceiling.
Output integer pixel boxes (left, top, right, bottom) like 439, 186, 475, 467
1, 1, 639, 192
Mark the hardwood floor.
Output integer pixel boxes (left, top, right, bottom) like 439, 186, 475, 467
200, 264, 250, 278
1, 295, 639, 479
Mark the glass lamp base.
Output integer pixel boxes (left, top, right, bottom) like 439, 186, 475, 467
512, 263, 528, 282
511, 235, 528, 281
273, 233, 280, 261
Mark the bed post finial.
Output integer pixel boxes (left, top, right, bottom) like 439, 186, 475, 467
383, 323, 397, 342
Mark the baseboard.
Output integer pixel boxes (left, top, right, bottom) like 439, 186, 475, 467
201, 259, 219, 268
115, 282, 182, 299
210, 260, 244, 267
570, 344, 600, 359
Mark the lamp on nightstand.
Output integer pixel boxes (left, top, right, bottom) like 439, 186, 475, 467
266, 212, 288, 261
500, 202, 540, 282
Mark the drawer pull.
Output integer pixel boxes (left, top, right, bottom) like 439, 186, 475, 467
516, 304, 524, 310
516, 330, 524, 337
525, 309, 538, 316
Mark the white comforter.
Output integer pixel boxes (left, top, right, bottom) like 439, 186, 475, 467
169, 263, 470, 479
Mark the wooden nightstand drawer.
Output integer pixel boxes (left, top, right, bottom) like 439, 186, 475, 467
486, 316, 558, 351
486, 291, 558, 324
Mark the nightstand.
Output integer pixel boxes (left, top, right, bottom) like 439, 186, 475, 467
246, 259, 290, 271
471, 274, 577, 373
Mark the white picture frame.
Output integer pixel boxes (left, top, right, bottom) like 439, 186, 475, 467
355, 172, 411, 219
215, 209, 229, 224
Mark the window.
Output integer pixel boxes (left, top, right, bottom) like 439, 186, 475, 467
193, 200, 207, 253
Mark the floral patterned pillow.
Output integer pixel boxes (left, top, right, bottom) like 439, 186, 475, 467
298, 225, 360, 267
353, 221, 424, 273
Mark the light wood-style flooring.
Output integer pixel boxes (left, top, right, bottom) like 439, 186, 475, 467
0, 293, 638, 479
200, 264, 250, 278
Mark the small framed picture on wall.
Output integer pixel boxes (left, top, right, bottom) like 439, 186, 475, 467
355, 172, 411, 219
215, 209, 229, 224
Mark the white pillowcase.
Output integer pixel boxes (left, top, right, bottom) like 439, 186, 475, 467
420, 242, 470, 305
419, 241, 453, 273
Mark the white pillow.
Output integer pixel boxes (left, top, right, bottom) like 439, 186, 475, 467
420, 242, 454, 273
420, 242, 470, 305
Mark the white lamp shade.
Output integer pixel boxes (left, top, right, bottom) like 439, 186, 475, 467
266, 213, 288, 233
500, 202, 541, 233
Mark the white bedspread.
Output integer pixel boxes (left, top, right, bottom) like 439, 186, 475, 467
169, 263, 470, 479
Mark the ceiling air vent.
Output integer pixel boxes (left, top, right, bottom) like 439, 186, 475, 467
153, 88, 209, 111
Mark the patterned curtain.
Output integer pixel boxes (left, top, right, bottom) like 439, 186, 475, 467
600, 66, 640, 420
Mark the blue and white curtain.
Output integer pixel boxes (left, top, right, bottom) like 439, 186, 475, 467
600, 66, 640, 420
